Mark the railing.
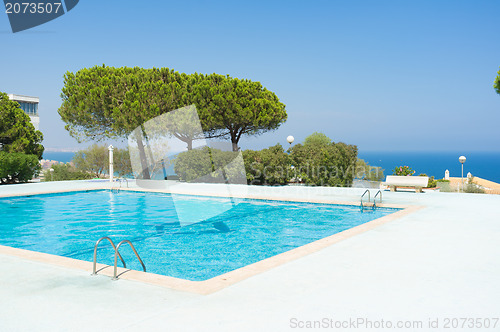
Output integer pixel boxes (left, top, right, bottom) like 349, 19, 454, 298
360, 189, 371, 212
92, 237, 126, 275
372, 190, 382, 210
112, 240, 146, 280
110, 178, 129, 193
118, 178, 129, 188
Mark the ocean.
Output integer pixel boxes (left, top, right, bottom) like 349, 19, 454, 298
43, 151, 75, 163
358, 151, 500, 183
43, 151, 500, 184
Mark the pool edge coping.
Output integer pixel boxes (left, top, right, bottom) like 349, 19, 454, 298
0, 187, 423, 295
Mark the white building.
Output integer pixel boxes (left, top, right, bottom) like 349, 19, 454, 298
7, 94, 40, 131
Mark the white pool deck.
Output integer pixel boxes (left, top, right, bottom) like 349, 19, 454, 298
0, 180, 499, 331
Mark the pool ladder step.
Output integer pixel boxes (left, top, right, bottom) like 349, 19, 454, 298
92, 236, 146, 280
360, 190, 382, 212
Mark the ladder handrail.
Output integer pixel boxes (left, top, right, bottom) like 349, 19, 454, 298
118, 178, 129, 188
361, 189, 371, 202
113, 240, 146, 280
110, 178, 129, 191
360, 189, 370, 212
372, 190, 382, 210
92, 236, 126, 275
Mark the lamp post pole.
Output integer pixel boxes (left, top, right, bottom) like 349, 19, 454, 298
459, 156, 466, 192
461, 164, 464, 192
287, 136, 295, 184
50, 168, 54, 181
108, 145, 114, 183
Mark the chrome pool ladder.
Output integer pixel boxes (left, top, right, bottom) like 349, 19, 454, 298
110, 178, 129, 193
360, 189, 371, 212
117, 178, 129, 188
360, 189, 384, 212
92, 236, 146, 280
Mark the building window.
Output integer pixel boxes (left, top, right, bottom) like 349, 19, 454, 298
16, 101, 38, 116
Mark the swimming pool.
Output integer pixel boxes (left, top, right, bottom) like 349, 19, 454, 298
0, 190, 399, 281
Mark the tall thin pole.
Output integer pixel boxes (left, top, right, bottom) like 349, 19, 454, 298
459, 156, 466, 193
109, 145, 114, 183
461, 163, 464, 193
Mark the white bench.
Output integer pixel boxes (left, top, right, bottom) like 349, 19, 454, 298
382, 175, 429, 193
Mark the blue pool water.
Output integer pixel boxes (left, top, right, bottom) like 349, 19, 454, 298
0, 190, 398, 281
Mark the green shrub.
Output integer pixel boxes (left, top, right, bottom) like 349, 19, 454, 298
303, 132, 331, 147
43, 163, 93, 181
436, 179, 451, 191
73, 144, 131, 178
464, 176, 485, 194
392, 165, 415, 176
175, 133, 358, 187
243, 144, 290, 185
419, 173, 436, 188
356, 159, 384, 182
73, 144, 108, 177
289, 134, 358, 187
173, 147, 245, 183
437, 182, 453, 192
464, 183, 485, 194
0, 152, 41, 184
113, 148, 132, 177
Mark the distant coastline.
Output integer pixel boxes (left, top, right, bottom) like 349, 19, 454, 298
43, 148, 80, 153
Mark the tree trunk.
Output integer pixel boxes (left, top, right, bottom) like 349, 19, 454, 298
134, 129, 151, 179
230, 131, 239, 152
187, 139, 193, 150
232, 141, 238, 152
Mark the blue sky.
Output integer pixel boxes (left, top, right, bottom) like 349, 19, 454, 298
1, 0, 499, 152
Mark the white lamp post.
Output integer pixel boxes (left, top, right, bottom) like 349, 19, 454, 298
108, 145, 114, 183
49, 168, 54, 181
459, 155, 466, 192
286, 135, 294, 147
